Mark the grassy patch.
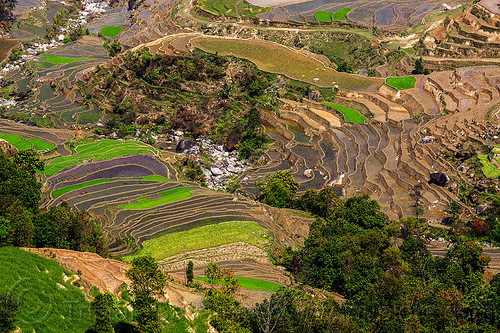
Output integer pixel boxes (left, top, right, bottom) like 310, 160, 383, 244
43, 139, 157, 176
141, 175, 172, 182
120, 187, 193, 210
195, 276, 282, 292
122, 221, 269, 261
332, 7, 352, 20
42, 56, 95, 64
385, 76, 416, 90
323, 102, 366, 123
51, 176, 171, 197
100, 26, 124, 37
191, 37, 381, 90
27, 137, 56, 151
478, 154, 500, 178
0, 247, 92, 332
0, 132, 32, 149
315, 11, 332, 22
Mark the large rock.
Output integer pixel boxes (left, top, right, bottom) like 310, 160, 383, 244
303, 169, 314, 178
175, 140, 198, 153
476, 204, 489, 215
429, 172, 449, 186
211, 167, 223, 176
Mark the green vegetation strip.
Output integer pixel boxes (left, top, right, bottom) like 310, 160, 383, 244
195, 276, 282, 292
0, 132, 32, 149
315, 11, 332, 22
51, 176, 171, 197
478, 154, 500, 178
0, 247, 92, 332
323, 102, 366, 123
42, 56, 95, 64
385, 76, 416, 90
44, 139, 157, 176
123, 221, 269, 261
119, 187, 193, 210
27, 137, 56, 151
332, 7, 352, 20
100, 26, 124, 37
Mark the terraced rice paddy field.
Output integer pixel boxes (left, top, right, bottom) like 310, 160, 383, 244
0, 119, 74, 155
89, 0, 182, 47
239, 65, 500, 222
43, 139, 158, 176
6, 36, 109, 126
255, 0, 470, 30
47, 179, 269, 253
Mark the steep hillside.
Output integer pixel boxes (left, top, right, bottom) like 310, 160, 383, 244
0, 247, 92, 333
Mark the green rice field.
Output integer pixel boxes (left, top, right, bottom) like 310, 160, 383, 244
195, 276, 282, 292
120, 187, 193, 210
44, 139, 157, 176
27, 137, 56, 151
323, 102, 366, 123
0, 133, 55, 151
42, 56, 95, 64
123, 221, 269, 261
332, 7, 352, 20
315, 11, 332, 22
100, 26, 124, 37
386, 76, 416, 90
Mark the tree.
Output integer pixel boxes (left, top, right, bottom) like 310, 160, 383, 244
91, 292, 115, 333
254, 289, 297, 333
446, 201, 462, 217
0, 292, 20, 333
186, 261, 194, 285
13, 149, 44, 174
257, 171, 299, 208
413, 57, 424, 74
204, 262, 222, 286
343, 195, 386, 230
126, 256, 166, 333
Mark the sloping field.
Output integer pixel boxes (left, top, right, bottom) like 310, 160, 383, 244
47, 154, 173, 191
0, 247, 92, 332
43, 139, 157, 176
190, 36, 382, 90
123, 221, 269, 261
46, 178, 268, 255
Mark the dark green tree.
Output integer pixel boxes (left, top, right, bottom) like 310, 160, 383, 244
257, 171, 299, 208
413, 57, 424, 74
91, 292, 115, 333
126, 256, 166, 333
0, 292, 20, 333
13, 149, 44, 174
186, 261, 194, 285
